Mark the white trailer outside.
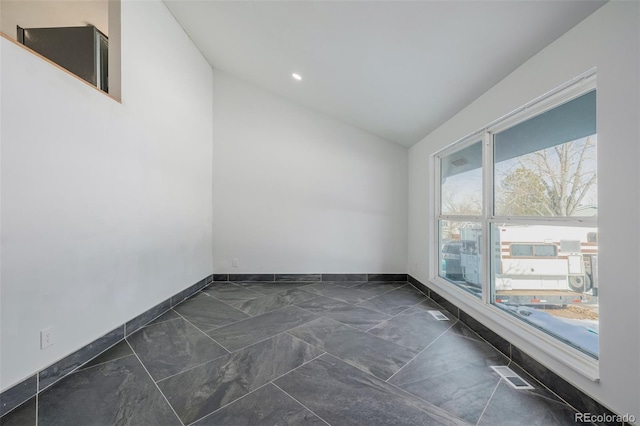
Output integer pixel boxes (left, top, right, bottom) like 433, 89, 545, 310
493, 225, 597, 293
456, 224, 597, 295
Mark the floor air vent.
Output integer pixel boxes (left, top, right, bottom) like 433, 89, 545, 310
490, 366, 534, 390
428, 310, 449, 321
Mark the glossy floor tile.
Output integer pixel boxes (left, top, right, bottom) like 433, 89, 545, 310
478, 379, 580, 425
274, 353, 468, 426
1, 397, 36, 426
206, 305, 319, 351
77, 339, 133, 371
288, 317, 417, 380
357, 285, 427, 316
228, 287, 318, 316
2, 280, 586, 426
295, 296, 391, 330
367, 299, 457, 351
192, 383, 325, 425
173, 292, 250, 330
202, 282, 263, 303
126, 317, 228, 381
348, 281, 408, 298
157, 333, 323, 425
303, 283, 375, 304
389, 323, 510, 424
38, 354, 181, 426
146, 309, 182, 326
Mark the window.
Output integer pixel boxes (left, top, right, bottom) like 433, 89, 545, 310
438, 140, 483, 298
435, 73, 598, 359
1, 0, 121, 99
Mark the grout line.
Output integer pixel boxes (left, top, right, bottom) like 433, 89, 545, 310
184, 351, 328, 425
148, 303, 320, 384
204, 295, 258, 317
75, 354, 136, 373
378, 370, 471, 425
363, 330, 425, 353
157, 324, 322, 386
208, 281, 264, 296
193, 341, 327, 422
476, 378, 502, 425
363, 298, 428, 332
206, 317, 317, 355
505, 360, 582, 411
385, 321, 456, 383
285, 331, 325, 349
356, 283, 410, 303
290, 305, 371, 333
393, 336, 507, 388
0, 384, 37, 419
268, 351, 327, 387
155, 352, 230, 384
145, 312, 183, 328
35, 375, 39, 426
201, 303, 314, 346
291, 303, 426, 353
174, 288, 251, 320
284, 319, 421, 378
183, 382, 274, 426
170, 310, 234, 353
37, 327, 125, 394
283, 334, 376, 380
287, 312, 371, 334
124, 339, 186, 426
199, 290, 265, 316
272, 382, 332, 426
130, 281, 209, 336
317, 352, 467, 425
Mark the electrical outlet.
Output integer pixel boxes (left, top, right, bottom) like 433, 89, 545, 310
232, 258, 239, 268
40, 327, 54, 349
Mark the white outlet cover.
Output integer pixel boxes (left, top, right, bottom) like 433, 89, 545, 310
40, 327, 54, 349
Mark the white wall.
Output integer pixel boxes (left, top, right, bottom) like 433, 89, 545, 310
408, 1, 639, 417
212, 70, 407, 273
0, 0, 213, 391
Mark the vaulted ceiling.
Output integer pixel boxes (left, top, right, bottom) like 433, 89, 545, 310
164, 0, 606, 147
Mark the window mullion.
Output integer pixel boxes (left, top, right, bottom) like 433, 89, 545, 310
481, 131, 493, 304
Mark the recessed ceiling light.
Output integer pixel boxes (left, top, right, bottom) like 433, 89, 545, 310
292, 73, 302, 81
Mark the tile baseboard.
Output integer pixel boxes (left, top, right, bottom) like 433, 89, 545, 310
0, 376, 36, 418
275, 274, 322, 282
217, 273, 408, 283
406, 274, 624, 426
0, 274, 213, 420
367, 273, 408, 282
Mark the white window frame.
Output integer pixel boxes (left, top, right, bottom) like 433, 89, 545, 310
431, 70, 599, 380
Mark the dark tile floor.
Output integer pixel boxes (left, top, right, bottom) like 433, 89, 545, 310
2, 281, 585, 425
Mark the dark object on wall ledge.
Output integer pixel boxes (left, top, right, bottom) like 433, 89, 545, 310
17, 25, 108, 92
